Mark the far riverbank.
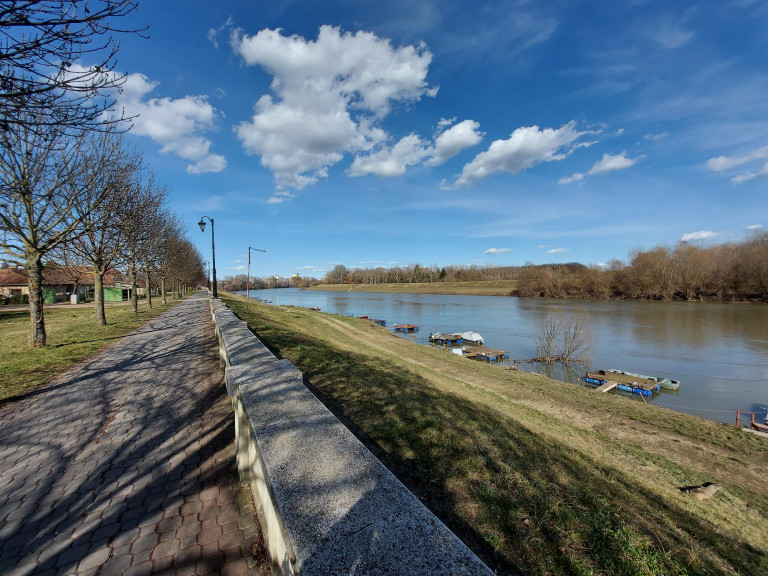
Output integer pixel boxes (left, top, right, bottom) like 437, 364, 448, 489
309, 280, 517, 296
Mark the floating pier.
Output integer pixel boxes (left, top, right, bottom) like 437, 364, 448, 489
585, 370, 660, 397
394, 324, 419, 333
463, 346, 510, 363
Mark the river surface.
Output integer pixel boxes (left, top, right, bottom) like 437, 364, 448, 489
238, 288, 768, 425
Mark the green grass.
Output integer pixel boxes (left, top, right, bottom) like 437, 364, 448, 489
0, 297, 184, 402
223, 293, 768, 576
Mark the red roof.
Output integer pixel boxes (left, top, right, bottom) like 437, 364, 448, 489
0, 268, 28, 287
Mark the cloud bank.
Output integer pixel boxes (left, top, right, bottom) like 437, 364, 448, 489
232, 25, 440, 193
110, 72, 226, 174
449, 122, 590, 188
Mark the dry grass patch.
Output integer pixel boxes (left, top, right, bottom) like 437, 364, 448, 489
0, 298, 183, 402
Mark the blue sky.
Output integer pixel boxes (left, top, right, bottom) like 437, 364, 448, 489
106, 1, 766, 279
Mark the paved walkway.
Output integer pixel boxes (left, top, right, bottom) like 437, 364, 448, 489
0, 293, 268, 576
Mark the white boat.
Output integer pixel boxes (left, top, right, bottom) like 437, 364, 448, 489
459, 331, 484, 345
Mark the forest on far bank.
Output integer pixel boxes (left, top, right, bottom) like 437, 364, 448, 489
222, 232, 768, 302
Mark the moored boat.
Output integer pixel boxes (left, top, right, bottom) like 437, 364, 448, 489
394, 324, 419, 333
429, 331, 484, 346
429, 332, 463, 345
458, 331, 484, 345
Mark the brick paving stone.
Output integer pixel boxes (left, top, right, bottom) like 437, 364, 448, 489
152, 537, 180, 560
0, 293, 268, 576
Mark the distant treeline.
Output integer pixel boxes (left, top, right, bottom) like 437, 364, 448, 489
221, 232, 768, 302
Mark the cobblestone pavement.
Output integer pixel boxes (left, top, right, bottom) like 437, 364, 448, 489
0, 293, 268, 575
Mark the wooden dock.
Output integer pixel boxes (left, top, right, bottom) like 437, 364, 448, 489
463, 346, 509, 362
586, 370, 658, 392
594, 381, 618, 393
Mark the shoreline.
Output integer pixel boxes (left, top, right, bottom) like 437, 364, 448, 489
306, 281, 766, 303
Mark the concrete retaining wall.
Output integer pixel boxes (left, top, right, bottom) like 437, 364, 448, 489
209, 297, 494, 576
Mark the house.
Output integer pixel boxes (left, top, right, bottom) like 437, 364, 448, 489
0, 266, 146, 303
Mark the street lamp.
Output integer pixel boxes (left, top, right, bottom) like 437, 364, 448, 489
247, 246, 266, 308
198, 216, 217, 298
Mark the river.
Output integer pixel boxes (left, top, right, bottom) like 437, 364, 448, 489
237, 288, 768, 425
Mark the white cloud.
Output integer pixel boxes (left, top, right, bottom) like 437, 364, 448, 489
707, 145, 768, 184
560, 151, 641, 184
644, 132, 668, 141
232, 25, 435, 190
484, 248, 512, 254
108, 72, 226, 174
425, 119, 484, 166
350, 118, 483, 177
681, 230, 718, 242
546, 248, 570, 254
731, 162, 768, 184
558, 173, 585, 185
588, 151, 641, 174
208, 17, 234, 49
349, 134, 429, 177
746, 224, 763, 230
450, 122, 590, 187
268, 191, 295, 204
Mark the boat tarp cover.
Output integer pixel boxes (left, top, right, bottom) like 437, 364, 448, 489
459, 331, 484, 343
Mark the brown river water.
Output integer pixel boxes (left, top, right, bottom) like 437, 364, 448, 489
242, 289, 768, 425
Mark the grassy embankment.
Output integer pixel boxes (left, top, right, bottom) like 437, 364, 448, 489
0, 298, 182, 403
223, 292, 768, 576
309, 280, 518, 296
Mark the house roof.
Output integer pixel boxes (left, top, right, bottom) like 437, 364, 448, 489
0, 268, 28, 287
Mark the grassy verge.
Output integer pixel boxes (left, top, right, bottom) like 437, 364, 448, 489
223, 292, 767, 576
0, 298, 184, 403
309, 280, 518, 296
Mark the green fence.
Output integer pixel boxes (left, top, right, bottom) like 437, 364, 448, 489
104, 287, 123, 302
42, 288, 55, 304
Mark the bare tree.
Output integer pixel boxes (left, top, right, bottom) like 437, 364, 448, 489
70, 133, 141, 324
534, 310, 594, 366
155, 212, 185, 305
0, 115, 124, 345
0, 0, 144, 135
118, 171, 165, 314
323, 264, 348, 284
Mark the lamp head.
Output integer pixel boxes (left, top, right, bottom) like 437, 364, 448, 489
198, 219, 206, 232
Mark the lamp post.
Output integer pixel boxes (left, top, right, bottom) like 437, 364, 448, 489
198, 216, 217, 298
247, 246, 267, 309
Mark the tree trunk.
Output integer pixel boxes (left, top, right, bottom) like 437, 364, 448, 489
145, 269, 152, 309
26, 250, 46, 347
161, 276, 167, 305
129, 260, 138, 314
93, 263, 107, 326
